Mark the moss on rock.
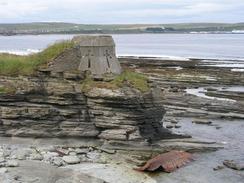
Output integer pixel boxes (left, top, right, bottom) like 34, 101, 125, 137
81, 70, 150, 93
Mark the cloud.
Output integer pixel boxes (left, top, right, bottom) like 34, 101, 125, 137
0, 0, 244, 23
0, 1, 48, 18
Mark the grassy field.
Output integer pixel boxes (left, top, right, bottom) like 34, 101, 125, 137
0, 40, 74, 76
1, 22, 244, 35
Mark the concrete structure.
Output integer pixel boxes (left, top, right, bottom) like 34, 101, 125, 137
48, 35, 122, 77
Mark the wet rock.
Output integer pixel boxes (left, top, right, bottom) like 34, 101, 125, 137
223, 160, 244, 171
62, 155, 80, 164
192, 119, 212, 125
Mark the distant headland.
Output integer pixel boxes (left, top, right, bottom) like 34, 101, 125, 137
0, 22, 244, 35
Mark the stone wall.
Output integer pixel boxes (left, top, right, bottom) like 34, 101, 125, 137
0, 75, 170, 141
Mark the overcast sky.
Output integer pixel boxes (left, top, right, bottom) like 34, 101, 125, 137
0, 0, 244, 24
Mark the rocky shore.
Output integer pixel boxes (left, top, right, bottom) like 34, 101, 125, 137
1, 45, 244, 182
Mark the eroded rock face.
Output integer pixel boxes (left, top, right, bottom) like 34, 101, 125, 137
0, 75, 169, 141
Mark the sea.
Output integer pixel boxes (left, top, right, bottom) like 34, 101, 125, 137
0, 33, 244, 61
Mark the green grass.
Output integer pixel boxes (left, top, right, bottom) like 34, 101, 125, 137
0, 40, 74, 76
0, 87, 5, 93
0, 86, 16, 94
81, 70, 150, 93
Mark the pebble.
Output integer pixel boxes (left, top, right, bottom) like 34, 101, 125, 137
29, 153, 43, 161
75, 148, 88, 155
166, 125, 174, 129
10, 148, 32, 160
62, 156, 80, 164
52, 157, 64, 167
174, 125, 181, 129
213, 165, 225, 171
43, 152, 59, 162
69, 152, 77, 156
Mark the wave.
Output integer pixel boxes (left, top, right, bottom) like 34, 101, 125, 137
118, 54, 244, 62
118, 54, 190, 61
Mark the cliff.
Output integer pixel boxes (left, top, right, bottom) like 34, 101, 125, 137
0, 74, 172, 142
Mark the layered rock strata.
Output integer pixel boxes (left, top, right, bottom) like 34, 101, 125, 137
0, 75, 170, 141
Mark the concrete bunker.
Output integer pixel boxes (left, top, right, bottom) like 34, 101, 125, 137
48, 35, 122, 78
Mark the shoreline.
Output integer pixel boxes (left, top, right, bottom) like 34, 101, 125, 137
1, 56, 244, 182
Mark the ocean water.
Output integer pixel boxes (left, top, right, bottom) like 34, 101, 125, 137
0, 34, 244, 60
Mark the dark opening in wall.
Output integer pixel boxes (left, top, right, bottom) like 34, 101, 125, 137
105, 50, 110, 68
88, 58, 91, 68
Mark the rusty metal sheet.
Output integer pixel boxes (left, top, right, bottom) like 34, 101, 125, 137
134, 150, 193, 173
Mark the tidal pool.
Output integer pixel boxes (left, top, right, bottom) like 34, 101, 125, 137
154, 118, 244, 183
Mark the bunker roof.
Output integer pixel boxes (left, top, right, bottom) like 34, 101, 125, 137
72, 35, 115, 47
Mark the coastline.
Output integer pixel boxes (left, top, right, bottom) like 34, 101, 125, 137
1, 55, 243, 182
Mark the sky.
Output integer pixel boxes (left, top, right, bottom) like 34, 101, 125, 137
0, 0, 244, 24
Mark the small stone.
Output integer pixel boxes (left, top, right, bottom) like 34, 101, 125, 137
75, 148, 88, 155
14, 175, 21, 180
69, 152, 77, 156
62, 156, 80, 164
87, 152, 100, 161
192, 120, 212, 125
0, 157, 5, 163
6, 160, 19, 167
88, 147, 94, 152
43, 152, 59, 162
0, 168, 8, 174
213, 165, 225, 171
68, 148, 75, 152
174, 125, 181, 129
166, 125, 174, 129
170, 119, 179, 124
29, 153, 43, 161
10, 148, 32, 160
52, 157, 64, 167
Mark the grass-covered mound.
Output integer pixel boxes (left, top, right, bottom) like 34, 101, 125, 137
0, 41, 74, 76
81, 70, 150, 93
